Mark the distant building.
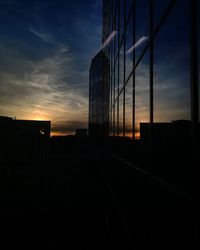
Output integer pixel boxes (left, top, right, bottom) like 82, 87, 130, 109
140, 120, 194, 148
89, 51, 109, 137
75, 129, 87, 137
0, 116, 51, 162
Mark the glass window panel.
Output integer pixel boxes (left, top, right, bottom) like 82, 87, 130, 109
125, 10, 134, 79
119, 44, 124, 90
119, 94, 123, 136
126, 0, 133, 21
114, 58, 119, 102
120, 0, 125, 41
154, 0, 192, 191
115, 1, 120, 50
125, 76, 133, 138
109, 82, 113, 136
135, 0, 149, 62
114, 101, 118, 136
154, 0, 171, 28
154, 1, 191, 122
135, 51, 149, 141
112, 102, 116, 135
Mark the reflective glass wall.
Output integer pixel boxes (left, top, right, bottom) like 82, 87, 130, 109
102, 0, 199, 193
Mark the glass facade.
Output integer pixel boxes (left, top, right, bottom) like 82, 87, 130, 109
102, 0, 199, 194
89, 51, 110, 137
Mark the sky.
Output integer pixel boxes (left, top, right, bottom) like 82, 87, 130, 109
0, 0, 199, 137
0, 0, 102, 135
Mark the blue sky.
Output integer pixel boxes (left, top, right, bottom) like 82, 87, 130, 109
0, 0, 199, 136
0, 0, 102, 135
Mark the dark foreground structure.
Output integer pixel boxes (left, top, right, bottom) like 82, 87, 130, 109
0, 135, 199, 248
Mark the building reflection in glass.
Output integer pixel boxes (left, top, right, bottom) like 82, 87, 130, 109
89, 51, 110, 137
101, 0, 199, 195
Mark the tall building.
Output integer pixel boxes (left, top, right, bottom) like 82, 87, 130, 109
89, 51, 110, 137
101, 0, 199, 194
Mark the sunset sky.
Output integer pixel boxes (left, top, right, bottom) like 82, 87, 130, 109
0, 0, 102, 135
0, 0, 198, 136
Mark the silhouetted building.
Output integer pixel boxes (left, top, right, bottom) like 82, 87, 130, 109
75, 128, 87, 137
0, 116, 51, 161
89, 51, 109, 137
140, 120, 194, 148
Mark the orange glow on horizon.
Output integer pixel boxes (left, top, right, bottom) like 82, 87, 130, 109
30, 113, 51, 121
116, 131, 140, 139
25, 109, 51, 122
50, 131, 74, 137
33, 117, 49, 121
135, 131, 140, 139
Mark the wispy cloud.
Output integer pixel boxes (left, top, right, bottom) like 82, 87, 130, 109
0, 0, 102, 135
0, 41, 88, 133
29, 27, 51, 43
101, 30, 117, 50
126, 36, 149, 54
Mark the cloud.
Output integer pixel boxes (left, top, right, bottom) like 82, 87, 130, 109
29, 27, 51, 43
0, 40, 88, 133
29, 26, 69, 54
101, 30, 117, 50
126, 36, 149, 54
0, 0, 102, 135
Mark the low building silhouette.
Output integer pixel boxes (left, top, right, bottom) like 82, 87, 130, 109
0, 116, 51, 162
140, 120, 194, 148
